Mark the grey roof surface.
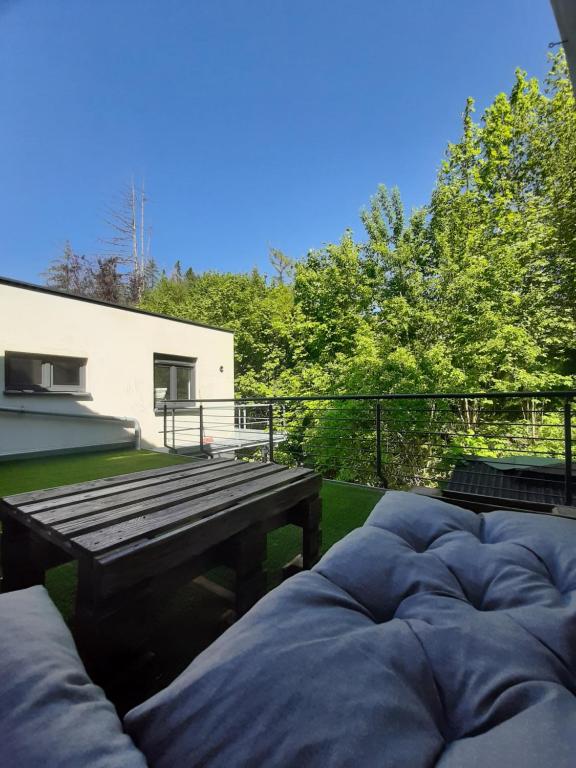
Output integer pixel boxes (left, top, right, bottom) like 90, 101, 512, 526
447, 457, 574, 506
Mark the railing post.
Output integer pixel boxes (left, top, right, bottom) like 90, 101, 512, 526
199, 404, 204, 454
163, 402, 168, 449
268, 403, 274, 463
172, 408, 176, 451
564, 397, 573, 506
376, 400, 382, 483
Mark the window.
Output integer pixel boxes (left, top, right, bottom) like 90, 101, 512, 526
5, 352, 87, 394
154, 354, 196, 406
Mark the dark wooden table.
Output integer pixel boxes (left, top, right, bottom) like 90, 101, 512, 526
0, 458, 322, 677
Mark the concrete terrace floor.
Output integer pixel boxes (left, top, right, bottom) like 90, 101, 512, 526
0, 449, 383, 710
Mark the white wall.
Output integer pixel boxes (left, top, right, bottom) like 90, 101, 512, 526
0, 282, 234, 457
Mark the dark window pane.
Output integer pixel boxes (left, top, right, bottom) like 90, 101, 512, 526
176, 366, 192, 400
6, 357, 43, 389
154, 365, 170, 402
52, 360, 81, 386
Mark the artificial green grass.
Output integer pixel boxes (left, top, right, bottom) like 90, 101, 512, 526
0, 450, 383, 619
0, 448, 192, 498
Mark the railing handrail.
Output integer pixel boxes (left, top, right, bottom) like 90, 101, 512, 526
163, 390, 576, 405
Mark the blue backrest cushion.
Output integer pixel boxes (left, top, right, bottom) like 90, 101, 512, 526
126, 491, 576, 767
0, 585, 147, 768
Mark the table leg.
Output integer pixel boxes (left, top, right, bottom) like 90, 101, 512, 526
289, 495, 322, 570
74, 561, 110, 677
0, 516, 46, 592
231, 528, 267, 616
74, 561, 154, 702
302, 495, 322, 569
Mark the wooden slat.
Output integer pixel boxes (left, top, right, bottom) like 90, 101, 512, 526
53, 463, 283, 537
4, 458, 234, 506
72, 467, 315, 554
19, 460, 238, 513
32, 462, 262, 526
95, 473, 321, 595
53, 463, 282, 536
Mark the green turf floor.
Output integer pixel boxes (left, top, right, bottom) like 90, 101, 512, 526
0, 449, 383, 704
0, 448, 192, 497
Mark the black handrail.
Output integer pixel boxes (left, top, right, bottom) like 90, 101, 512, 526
169, 390, 576, 404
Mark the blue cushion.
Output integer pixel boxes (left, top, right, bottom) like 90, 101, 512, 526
125, 491, 576, 767
0, 585, 146, 768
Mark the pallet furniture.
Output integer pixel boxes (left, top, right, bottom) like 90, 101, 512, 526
0, 458, 322, 677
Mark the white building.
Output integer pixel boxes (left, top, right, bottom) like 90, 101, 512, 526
0, 276, 234, 460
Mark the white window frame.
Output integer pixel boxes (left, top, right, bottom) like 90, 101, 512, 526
4, 352, 87, 394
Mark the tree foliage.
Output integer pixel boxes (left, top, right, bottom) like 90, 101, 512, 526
142, 269, 295, 397
140, 54, 575, 409
45, 243, 158, 304
136, 54, 576, 483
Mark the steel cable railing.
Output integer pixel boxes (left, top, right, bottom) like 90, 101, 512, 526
161, 391, 575, 508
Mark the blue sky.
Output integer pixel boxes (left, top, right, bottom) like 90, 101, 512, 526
0, 0, 560, 282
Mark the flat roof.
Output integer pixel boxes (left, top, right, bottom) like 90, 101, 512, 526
0, 275, 234, 335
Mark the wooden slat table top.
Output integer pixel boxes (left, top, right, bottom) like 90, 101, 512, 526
1, 459, 320, 564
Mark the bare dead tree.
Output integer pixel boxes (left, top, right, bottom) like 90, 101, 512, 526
99, 179, 155, 303
44, 181, 158, 304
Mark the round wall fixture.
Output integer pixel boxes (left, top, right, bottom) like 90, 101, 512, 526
219, 365, 224, 373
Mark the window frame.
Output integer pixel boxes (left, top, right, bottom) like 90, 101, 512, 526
4, 351, 87, 395
154, 354, 197, 408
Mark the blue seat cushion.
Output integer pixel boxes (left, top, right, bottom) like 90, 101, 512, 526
0, 585, 146, 768
125, 491, 576, 767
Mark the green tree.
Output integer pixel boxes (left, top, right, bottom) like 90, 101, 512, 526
138, 53, 576, 483
269, 248, 294, 284
293, 231, 374, 367
141, 268, 295, 397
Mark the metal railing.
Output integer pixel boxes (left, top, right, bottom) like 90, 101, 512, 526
161, 402, 286, 458
162, 390, 575, 508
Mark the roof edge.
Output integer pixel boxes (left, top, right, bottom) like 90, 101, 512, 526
551, 0, 576, 95
0, 275, 234, 335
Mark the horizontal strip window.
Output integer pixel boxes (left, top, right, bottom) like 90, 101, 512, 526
4, 352, 87, 394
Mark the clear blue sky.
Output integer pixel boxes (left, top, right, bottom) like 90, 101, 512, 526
0, 0, 560, 282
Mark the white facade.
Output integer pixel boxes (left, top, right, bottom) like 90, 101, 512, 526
0, 278, 234, 459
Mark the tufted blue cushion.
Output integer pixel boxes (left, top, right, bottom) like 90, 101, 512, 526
125, 491, 576, 767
